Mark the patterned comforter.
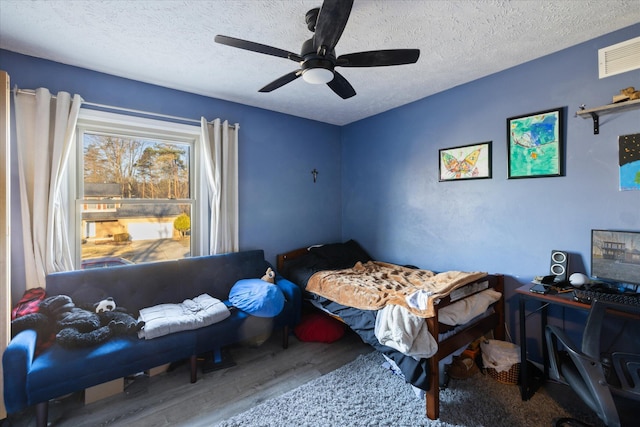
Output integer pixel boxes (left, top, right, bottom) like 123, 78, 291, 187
306, 261, 487, 318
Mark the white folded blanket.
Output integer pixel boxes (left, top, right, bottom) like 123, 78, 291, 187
374, 289, 502, 358
437, 289, 502, 326
138, 294, 230, 339
375, 304, 438, 359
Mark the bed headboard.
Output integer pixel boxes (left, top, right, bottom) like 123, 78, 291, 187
276, 247, 310, 272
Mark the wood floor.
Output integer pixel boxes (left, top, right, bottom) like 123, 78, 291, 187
2, 330, 372, 427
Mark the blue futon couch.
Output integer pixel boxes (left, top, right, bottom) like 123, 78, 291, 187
3, 250, 301, 427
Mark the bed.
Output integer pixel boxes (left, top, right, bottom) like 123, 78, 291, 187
277, 240, 505, 420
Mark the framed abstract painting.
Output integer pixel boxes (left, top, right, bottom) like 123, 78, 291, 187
507, 107, 564, 179
439, 141, 492, 181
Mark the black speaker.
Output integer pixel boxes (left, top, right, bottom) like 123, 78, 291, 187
550, 250, 569, 283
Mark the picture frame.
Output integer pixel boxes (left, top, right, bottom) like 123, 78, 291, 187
619, 133, 640, 191
439, 141, 492, 181
507, 107, 564, 179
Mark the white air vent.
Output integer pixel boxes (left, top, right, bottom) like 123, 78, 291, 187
598, 36, 640, 79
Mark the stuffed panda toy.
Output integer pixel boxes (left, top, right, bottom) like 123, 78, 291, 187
11, 295, 144, 349
93, 297, 145, 335
94, 297, 116, 313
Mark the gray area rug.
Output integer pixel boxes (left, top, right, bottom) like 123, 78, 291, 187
214, 351, 603, 427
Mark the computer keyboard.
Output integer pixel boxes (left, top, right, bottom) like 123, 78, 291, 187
573, 288, 640, 307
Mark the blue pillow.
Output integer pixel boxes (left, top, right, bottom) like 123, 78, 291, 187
229, 279, 285, 317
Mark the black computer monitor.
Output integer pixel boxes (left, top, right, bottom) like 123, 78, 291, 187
591, 229, 640, 288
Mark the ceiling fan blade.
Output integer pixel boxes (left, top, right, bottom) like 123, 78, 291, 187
337, 49, 421, 67
259, 70, 302, 93
313, 0, 354, 53
327, 71, 356, 99
215, 35, 303, 62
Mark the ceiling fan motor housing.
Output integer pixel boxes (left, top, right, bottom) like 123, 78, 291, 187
301, 58, 334, 72
300, 38, 336, 83
301, 38, 334, 61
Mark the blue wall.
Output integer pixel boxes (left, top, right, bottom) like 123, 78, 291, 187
1, 50, 343, 302
2, 24, 639, 360
341, 24, 640, 357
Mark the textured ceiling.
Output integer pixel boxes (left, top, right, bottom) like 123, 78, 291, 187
1, 0, 639, 125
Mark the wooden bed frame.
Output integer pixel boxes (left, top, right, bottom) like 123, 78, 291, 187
277, 248, 505, 420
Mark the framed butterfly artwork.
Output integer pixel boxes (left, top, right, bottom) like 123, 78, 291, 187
439, 141, 492, 182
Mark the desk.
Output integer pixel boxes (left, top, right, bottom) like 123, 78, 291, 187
515, 284, 590, 400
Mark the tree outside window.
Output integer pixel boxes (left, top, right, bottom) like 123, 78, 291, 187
79, 128, 194, 268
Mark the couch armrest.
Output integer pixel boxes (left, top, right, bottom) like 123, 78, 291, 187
3, 329, 37, 413
275, 276, 301, 327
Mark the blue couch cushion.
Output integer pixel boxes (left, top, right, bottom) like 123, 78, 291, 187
229, 279, 284, 317
27, 331, 194, 405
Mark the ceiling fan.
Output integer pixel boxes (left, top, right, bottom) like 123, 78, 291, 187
214, 0, 420, 99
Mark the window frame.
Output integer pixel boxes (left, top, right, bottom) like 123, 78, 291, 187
73, 109, 204, 268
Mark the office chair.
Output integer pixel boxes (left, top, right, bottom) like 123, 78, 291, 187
545, 299, 640, 427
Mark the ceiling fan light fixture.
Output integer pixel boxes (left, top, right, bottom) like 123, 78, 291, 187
302, 67, 334, 84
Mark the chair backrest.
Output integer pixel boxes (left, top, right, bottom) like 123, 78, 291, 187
546, 299, 640, 427
583, 300, 640, 402
582, 299, 640, 359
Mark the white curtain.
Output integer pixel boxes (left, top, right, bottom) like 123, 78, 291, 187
14, 88, 82, 288
200, 118, 239, 254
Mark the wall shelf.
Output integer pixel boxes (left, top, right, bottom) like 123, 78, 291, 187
576, 99, 640, 134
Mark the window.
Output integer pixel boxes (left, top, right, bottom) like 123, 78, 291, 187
74, 110, 203, 269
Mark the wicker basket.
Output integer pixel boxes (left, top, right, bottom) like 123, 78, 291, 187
486, 362, 520, 385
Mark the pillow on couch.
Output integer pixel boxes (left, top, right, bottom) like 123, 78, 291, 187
229, 279, 285, 318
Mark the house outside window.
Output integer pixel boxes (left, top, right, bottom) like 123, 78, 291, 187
74, 110, 203, 269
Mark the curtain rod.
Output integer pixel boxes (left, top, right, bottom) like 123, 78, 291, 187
13, 87, 236, 129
